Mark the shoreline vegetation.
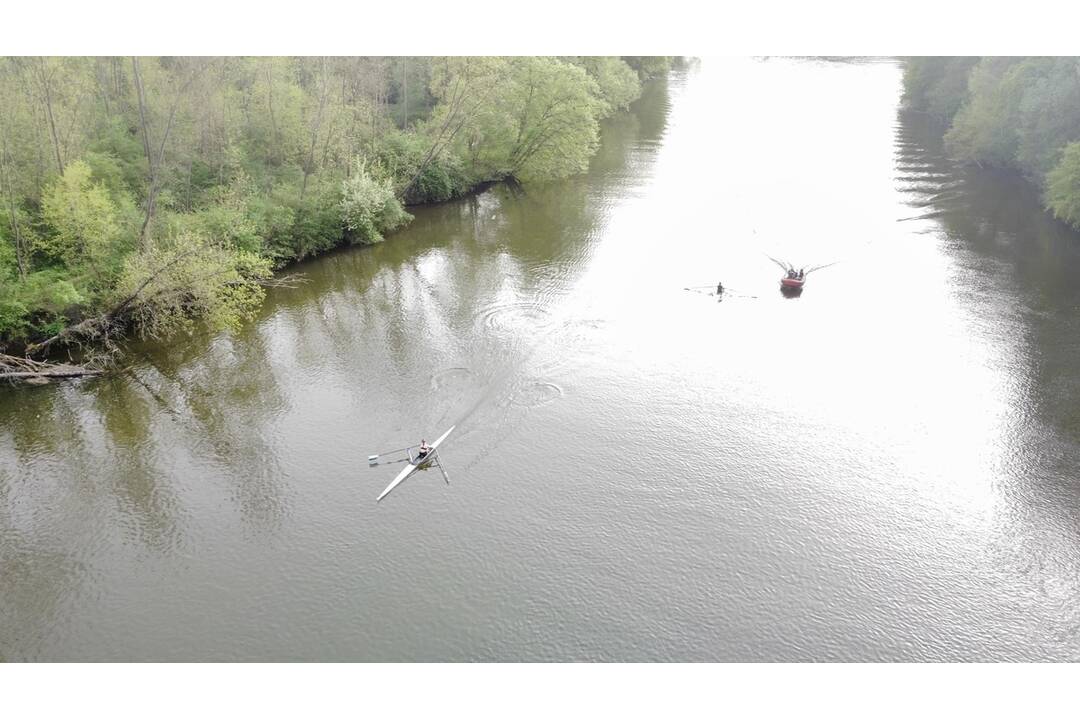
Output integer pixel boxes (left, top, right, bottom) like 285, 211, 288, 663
0, 56, 674, 382
902, 57, 1080, 232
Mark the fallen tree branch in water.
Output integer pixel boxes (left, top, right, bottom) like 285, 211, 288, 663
0, 353, 105, 384
25, 249, 200, 358
255, 273, 308, 289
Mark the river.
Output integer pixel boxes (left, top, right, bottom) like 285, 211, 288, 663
4, 57, 1080, 661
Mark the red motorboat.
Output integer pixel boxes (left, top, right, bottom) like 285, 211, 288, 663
780, 276, 805, 289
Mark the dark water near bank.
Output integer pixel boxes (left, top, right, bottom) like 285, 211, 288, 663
4, 58, 1080, 661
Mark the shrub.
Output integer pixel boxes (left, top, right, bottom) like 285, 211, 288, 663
0, 269, 86, 341
340, 162, 412, 245
373, 130, 472, 204
283, 193, 345, 261
1046, 141, 1080, 228
117, 232, 272, 339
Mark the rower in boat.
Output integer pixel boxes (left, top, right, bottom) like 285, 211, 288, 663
375, 425, 456, 502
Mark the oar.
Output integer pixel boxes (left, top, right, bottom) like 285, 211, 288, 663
718, 287, 758, 299
765, 254, 794, 274
368, 445, 413, 463
805, 260, 840, 275
435, 452, 450, 485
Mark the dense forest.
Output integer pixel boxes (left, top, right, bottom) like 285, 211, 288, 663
903, 57, 1080, 231
0, 56, 672, 354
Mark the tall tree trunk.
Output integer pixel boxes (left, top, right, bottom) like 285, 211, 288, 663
0, 132, 28, 279
300, 58, 329, 202
35, 58, 65, 174
265, 62, 281, 165
112, 57, 122, 97
95, 58, 112, 116
131, 57, 198, 249
371, 87, 377, 154
131, 57, 157, 248
59, 93, 84, 167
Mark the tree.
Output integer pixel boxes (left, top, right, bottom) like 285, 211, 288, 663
944, 58, 1037, 168
131, 56, 208, 248
1016, 58, 1080, 179
0, 108, 29, 278
26, 231, 272, 355
298, 57, 336, 201
116, 232, 271, 338
622, 57, 673, 82
572, 57, 642, 118
29, 57, 68, 174
902, 57, 979, 122
40, 160, 126, 286
398, 56, 508, 199
0, 56, 653, 352
1046, 141, 1080, 228
489, 57, 601, 181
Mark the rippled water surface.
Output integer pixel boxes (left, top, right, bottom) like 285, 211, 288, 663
5, 58, 1080, 661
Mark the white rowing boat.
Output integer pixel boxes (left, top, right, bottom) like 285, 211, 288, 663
376, 425, 455, 502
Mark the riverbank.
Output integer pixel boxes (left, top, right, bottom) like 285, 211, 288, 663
902, 57, 1080, 231
9, 58, 1080, 662
1, 57, 674, 367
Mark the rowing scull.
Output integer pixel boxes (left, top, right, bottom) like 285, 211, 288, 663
376, 424, 456, 502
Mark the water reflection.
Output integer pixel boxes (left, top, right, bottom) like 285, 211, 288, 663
0, 67, 672, 661
895, 109, 1080, 644
5, 60, 1080, 661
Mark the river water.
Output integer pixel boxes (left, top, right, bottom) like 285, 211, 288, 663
4, 57, 1080, 661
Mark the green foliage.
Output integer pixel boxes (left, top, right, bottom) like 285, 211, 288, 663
340, 162, 411, 244
904, 57, 1080, 232
1016, 59, 1080, 178
269, 189, 344, 261
1046, 142, 1080, 227
0, 294, 28, 339
0, 224, 15, 273
902, 57, 979, 122
86, 120, 146, 197
0, 205, 36, 273
622, 57, 673, 82
505, 58, 601, 180
153, 172, 347, 265
575, 57, 642, 118
386, 57, 437, 128
117, 232, 272, 339
81, 150, 130, 201
0, 268, 85, 340
375, 130, 472, 204
246, 195, 298, 264
411, 156, 470, 203
467, 57, 601, 182
945, 59, 1040, 168
40, 160, 131, 284
0, 55, 656, 347
185, 172, 263, 254
22, 270, 84, 311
